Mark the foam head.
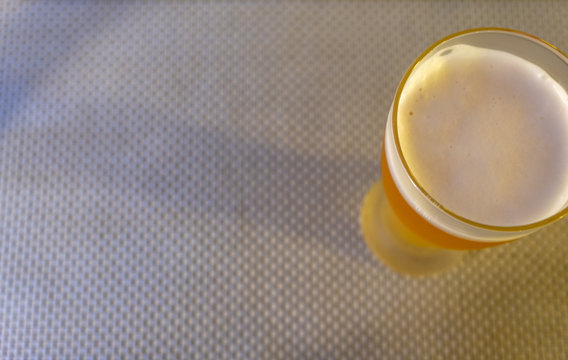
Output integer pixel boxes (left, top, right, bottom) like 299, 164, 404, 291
397, 44, 568, 226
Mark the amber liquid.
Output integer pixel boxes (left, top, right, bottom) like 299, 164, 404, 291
379, 144, 511, 250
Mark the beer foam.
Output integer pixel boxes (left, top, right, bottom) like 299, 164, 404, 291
398, 44, 568, 226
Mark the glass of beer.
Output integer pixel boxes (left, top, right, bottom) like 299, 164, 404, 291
360, 28, 568, 275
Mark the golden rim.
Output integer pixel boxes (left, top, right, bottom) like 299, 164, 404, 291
392, 27, 568, 232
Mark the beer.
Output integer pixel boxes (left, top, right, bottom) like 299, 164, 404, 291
361, 29, 568, 274
397, 44, 568, 227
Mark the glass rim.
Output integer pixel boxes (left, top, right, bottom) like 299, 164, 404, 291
392, 27, 568, 232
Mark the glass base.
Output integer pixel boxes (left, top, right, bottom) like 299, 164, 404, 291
360, 180, 464, 276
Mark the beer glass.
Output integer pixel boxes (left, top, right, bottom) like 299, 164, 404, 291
360, 28, 568, 275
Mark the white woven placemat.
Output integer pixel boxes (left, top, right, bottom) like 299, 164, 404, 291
1, 1, 567, 359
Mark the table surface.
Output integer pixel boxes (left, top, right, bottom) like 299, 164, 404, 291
1, 2, 567, 359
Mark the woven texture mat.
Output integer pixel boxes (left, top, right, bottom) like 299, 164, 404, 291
1, 2, 567, 359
